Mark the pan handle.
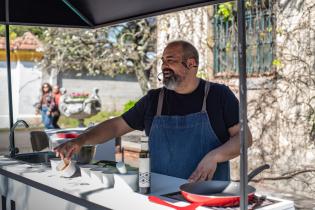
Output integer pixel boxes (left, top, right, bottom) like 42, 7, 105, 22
248, 164, 270, 182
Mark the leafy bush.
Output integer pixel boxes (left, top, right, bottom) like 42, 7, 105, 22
216, 2, 234, 22
0, 25, 45, 39
59, 110, 122, 128
58, 116, 79, 128
123, 100, 138, 113
84, 111, 122, 125
57, 100, 139, 128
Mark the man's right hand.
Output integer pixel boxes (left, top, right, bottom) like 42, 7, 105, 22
52, 116, 133, 160
53, 138, 84, 160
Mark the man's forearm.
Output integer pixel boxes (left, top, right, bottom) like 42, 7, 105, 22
209, 129, 252, 163
77, 116, 133, 146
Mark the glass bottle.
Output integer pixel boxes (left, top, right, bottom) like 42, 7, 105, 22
138, 136, 150, 194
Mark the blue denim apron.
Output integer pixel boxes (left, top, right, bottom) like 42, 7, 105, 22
149, 82, 230, 180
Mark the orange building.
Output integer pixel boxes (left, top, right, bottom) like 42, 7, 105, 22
0, 32, 43, 62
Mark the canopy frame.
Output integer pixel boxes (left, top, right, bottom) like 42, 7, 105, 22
3, 0, 249, 209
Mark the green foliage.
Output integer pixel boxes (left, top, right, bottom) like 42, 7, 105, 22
58, 101, 139, 128
216, 0, 270, 22
58, 110, 122, 128
272, 58, 282, 67
276, 28, 284, 35
0, 25, 46, 39
245, 0, 252, 8
267, 26, 273, 32
84, 110, 122, 125
197, 70, 208, 79
58, 116, 79, 128
225, 41, 231, 52
216, 2, 235, 22
123, 100, 138, 113
245, 0, 269, 9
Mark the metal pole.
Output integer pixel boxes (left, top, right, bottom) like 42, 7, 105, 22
237, 0, 248, 209
5, 0, 15, 150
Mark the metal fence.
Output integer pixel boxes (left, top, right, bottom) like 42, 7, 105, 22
213, 0, 274, 76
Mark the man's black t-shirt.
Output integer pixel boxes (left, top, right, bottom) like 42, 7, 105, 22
122, 79, 239, 143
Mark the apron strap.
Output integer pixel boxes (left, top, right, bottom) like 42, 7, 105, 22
202, 82, 211, 112
156, 88, 165, 116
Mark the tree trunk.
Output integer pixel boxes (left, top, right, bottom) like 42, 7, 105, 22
134, 66, 150, 94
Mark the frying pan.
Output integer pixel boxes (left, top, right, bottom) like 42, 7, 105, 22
179, 164, 270, 207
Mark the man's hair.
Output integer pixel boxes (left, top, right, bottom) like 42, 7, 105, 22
167, 40, 199, 66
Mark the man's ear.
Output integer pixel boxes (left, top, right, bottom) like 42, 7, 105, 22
187, 58, 197, 68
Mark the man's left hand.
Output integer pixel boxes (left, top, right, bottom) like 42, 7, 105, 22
188, 153, 218, 182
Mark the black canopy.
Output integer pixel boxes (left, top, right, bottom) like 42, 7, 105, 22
0, 0, 88, 27
0, 0, 228, 28
0, 0, 4, 23
1, 1, 250, 209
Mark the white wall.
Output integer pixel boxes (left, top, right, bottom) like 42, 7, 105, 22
0, 61, 42, 128
0, 61, 143, 128
60, 73, 143, 112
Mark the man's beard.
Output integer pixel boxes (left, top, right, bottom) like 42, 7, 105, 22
162, 70, 182, 90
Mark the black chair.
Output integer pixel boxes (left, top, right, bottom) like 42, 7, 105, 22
30, 131, 50, 152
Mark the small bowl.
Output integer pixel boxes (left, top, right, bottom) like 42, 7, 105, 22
114, 171, 138, 192
102, 170, 115, 188
79, 164, 98, 180
50, 158, 61, 173
56, 159, 77, 178
90, 167, 115, 188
